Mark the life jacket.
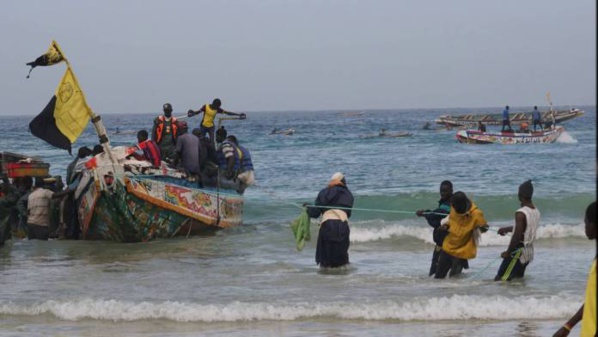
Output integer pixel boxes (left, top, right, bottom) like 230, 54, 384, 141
201, 104, 218, 128
155, 116, 178, 143
216, 140, 240, 170
138, 140, 162, 167
236, 145, 253, 171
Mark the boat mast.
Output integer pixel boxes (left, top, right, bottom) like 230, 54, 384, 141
61, 59, 117, 165
546, 91, 556, 129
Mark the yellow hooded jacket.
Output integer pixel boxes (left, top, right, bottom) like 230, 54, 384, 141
441, 200, 487, 260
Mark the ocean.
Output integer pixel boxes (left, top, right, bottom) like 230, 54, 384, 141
0, 106, 595, 337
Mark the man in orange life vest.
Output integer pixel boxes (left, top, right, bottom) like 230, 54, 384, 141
152, 103, 178, 162
187, 98, 246, 144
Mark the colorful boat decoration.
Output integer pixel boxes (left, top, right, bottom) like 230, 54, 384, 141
436, 108, 584, 127
74, 146, 243, 242
456, 126, 565, 144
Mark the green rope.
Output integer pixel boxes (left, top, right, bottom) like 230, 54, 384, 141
469, 248, 522, 280
306, 204, 417, 215
253, 185, 454, 215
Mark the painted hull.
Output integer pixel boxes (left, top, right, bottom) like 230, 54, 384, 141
456, 126, 565, 144
436, 109, 584, 127
75, 147, 243, 242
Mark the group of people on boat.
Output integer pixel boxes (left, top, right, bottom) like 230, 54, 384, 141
0, 98, 255, 243
143, 99, 253, 192
497, 105, 553, 133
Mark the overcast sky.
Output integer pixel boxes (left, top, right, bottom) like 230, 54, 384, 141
0, 0, 595, 115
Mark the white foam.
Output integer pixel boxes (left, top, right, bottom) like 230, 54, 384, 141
349, 223, 586, 246
556, 131, 578, 143
0, 294, 581, 322
350, 223, 434, 244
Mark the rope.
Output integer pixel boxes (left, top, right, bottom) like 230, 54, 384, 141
469, 257, 501, 280
252, 185, 450, 215
469, 248, 522, 280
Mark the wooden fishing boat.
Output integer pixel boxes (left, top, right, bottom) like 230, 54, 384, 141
436, 108, 584, 127
0, 152, 50, 178
24, 40, 246, 243
74, 146, 243, 242
455, 126, 565, 144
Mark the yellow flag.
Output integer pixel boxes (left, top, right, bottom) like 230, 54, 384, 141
54, 67, 92, 142
26, 40, 66, 78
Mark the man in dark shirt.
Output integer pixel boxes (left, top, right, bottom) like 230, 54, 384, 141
173, 121, 200, 178
416, 180, 453, 276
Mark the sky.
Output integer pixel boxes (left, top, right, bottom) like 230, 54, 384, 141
0, 0, 595, 115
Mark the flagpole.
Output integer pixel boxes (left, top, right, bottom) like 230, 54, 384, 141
53, 41, 118, 165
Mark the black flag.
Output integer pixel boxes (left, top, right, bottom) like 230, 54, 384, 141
26, 40, 65, 78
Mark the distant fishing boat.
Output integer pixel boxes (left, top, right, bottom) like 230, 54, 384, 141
380, 131, 412, 138
456, 126, 565, 144
270, 128, 295, 135
436, 108, 584, 127
341, 111, 365, 117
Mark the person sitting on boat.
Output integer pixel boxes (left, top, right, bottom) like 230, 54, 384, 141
187, 98, 246, 143
228, 136, 255, 194
435, 191, 489, 279
501, 105, 513, 132
66, 146, 93, 185
477, 121, 486, 132
152, 103, 179, 163
191, 128, 218, 177
215, 127, 242, 191
518, 122, 530, 133
532, 106, 543, 132
172, 121, 201, 181
92, 144, 104, 156
379, 128, 387, 136
129, 130, 162, 167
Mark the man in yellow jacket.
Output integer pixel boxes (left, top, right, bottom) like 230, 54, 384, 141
187, 98, 245, 144
434, 191, 489, 279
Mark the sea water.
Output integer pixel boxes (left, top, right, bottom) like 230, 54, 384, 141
0, 106, 595, 337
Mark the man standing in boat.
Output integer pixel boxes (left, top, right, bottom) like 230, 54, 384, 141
152, 103, 179, 163
501, 105, 513, 132
532, 106, 543, 132
187, 99, 246, 143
